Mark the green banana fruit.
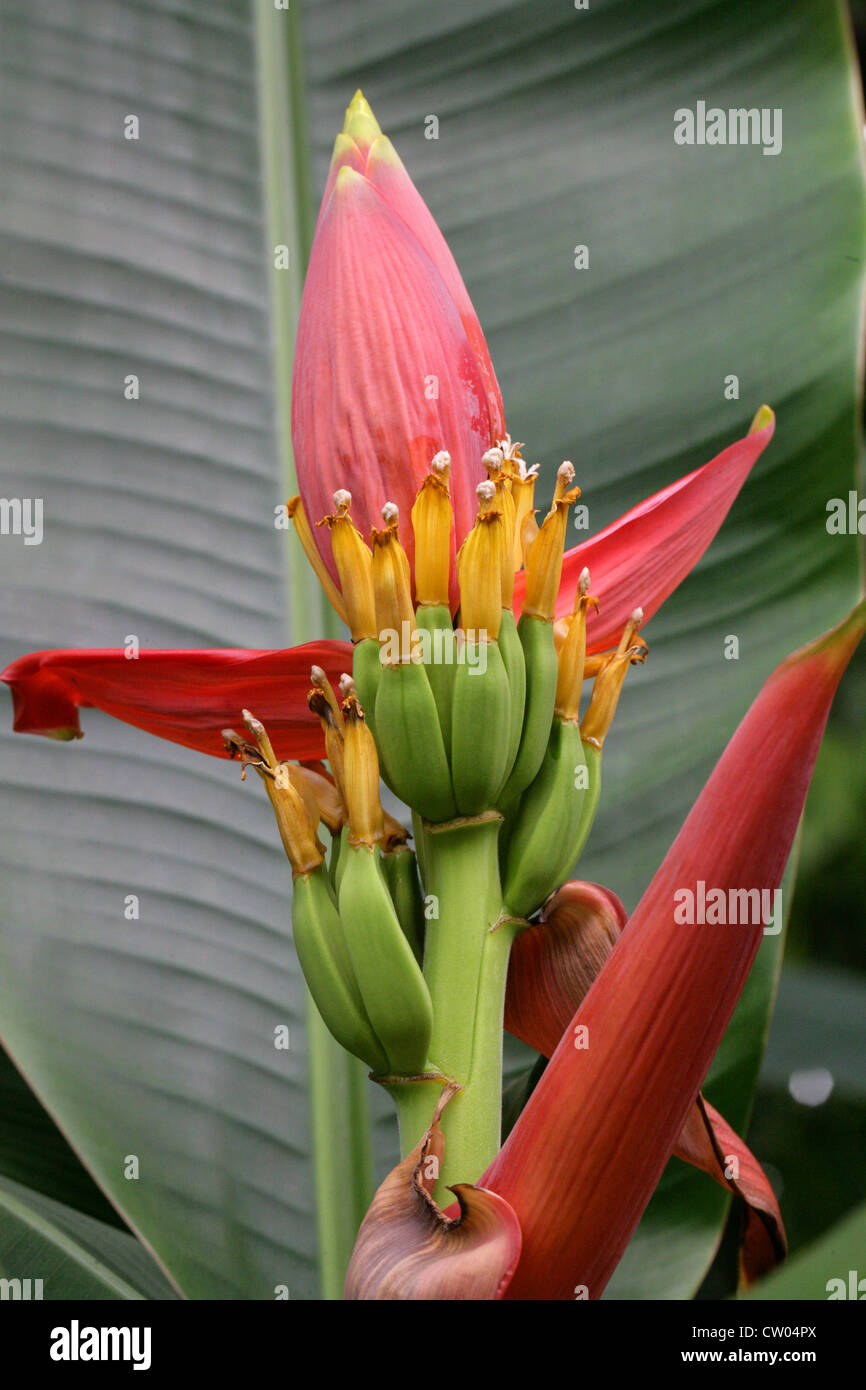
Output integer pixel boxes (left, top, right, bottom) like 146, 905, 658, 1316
352, 636, 381, 734
501, 717, 588, 919
571, 739, 602, 865
292, 864, 389, 1074
338, 842, 434, 1074
498, 612, 557, 807
497, 608, 526, 776
414, 603, 457, 760
374, 659, 456, 822
450, 637, 513, 814
333, 822, 351, 898
411, 810, 430, 892
381, 844, 425, 964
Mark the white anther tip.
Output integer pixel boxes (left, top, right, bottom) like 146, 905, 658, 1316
333, 488, 352, 510
381, 501, 399, 524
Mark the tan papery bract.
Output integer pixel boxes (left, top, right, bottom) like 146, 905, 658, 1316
344, 1087, 522, 1300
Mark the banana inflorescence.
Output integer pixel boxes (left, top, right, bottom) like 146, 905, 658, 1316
237, 443, 646, 1179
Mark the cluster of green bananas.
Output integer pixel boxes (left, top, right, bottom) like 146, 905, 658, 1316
223, 688, 431, 1080
259, 450, 648, 1084
340, 456, 647, 928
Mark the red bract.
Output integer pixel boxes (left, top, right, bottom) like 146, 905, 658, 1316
525, 412, 775, 648
1, 643, 350, 760
504, 879, 785, 1285
292, 92, 504, 587
481, 600, 865, 1299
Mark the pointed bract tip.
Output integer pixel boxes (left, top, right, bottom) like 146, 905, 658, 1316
334, 163, 366, 197
748, 404, 775, 435
341, 90, 382, 146
366, 132, 401, 169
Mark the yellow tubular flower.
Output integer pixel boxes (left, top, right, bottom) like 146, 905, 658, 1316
310, 664, 343, 726
319, 491, 377, 642
483, 448, 517, 608
222, 727, 343, 835
225, 711, 325, 877
580, 609, 648, 750
521, 462, 581, 621
341, 688, 385, 847
307, 671, 348, 800
456, 481, 505, 640
555, 567, 599, 723
286, 496, 348, 625
510, 461, 540, 574
290, 763, 346, 835
411, 452, 453, 609
553, 614, 571, 653
614, 606, 645, 657
491, 436, 541, 576
265, 773, 326, 877
371, 504, 416, 663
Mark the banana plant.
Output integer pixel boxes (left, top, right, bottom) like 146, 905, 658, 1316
3, 88, 864, 1299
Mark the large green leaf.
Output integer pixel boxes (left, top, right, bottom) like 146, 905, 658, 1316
739, 1199, 866, 1299
0, 1044, 120, 1226
0, 1176, 177, 1300
1, 0, 863, 1299
0, 0, 324, 1299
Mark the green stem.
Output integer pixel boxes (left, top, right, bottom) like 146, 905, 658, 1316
308, 1005, 373, 1300
391, 813, 512, 1197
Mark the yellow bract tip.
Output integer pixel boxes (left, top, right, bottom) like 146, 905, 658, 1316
748, 404, 774, 435
335, 163, 364, 195
366, 133, 402, 170
342, 90, 382, 146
